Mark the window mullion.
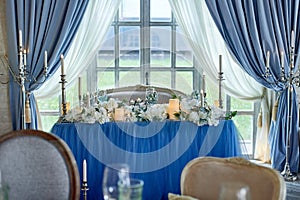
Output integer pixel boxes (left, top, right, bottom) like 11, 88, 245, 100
115, 21, 120, 87
171, 23, 176, 89
141, 0, 150, 85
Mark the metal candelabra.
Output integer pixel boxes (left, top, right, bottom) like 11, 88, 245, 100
0, 36, 48, 129
263, 44, 299, 181
218, 55, 224, 109
81, 181, 89, 200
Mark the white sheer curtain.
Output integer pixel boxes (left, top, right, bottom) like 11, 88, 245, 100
168, 0, 272, 161
35, 0, 121, 99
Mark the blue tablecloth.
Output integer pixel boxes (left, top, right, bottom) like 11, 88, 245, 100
51, 120, 242, 200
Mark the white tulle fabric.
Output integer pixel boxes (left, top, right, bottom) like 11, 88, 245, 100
34, 0, 121, 99
168, 0, 272, 161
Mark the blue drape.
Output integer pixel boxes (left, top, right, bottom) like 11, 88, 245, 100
205, 0, 299, 172
6, 0, 89, 130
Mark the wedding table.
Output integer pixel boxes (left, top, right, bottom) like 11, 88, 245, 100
51, 120, 242, 200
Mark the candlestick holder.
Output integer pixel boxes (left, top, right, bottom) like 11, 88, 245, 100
263, 45, 298, 181
81, 181, 89, 200
79, 94, 82, 107
218, 70, 225, 109
57, 74, 69, 123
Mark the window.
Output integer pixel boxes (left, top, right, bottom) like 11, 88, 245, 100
95, 0, 197, 92
38, 0, 257, 157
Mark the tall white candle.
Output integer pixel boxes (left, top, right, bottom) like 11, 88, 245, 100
23, 50, 27, 66
266, 51, 270, 68
83, 159, 87, 182
44, 51, 48, 71
78, 76, 82, 97
280, 51, 284, 69
219, 55, 222, 72
86, 92, 90, 107
19, 49, 23, 68
60, 54, 65, 75
202, 73, 206, 94
291, 30, 295, 48
19, 30, 22, 47
200, 89, 204, 107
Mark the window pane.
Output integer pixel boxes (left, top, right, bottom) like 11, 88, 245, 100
66, 82, 80, 108
119, 26, 140, 67
119, 0, 140, 21
98, 27, 115, 68
233, 115, 253, 154
97, 71, 115, 90
150, 27, 171, 67
150, 71, 171, 88
176, 71, 193, 95
231, 97, 253, 110
119, 71, 140, 86
176, 28, 193, 67
37, 96, 59, 110
150, 0, 171, 22
204, 77, 227, 108
40, 115, 59, 132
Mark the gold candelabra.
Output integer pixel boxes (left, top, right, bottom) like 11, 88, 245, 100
57, 55, 69, 123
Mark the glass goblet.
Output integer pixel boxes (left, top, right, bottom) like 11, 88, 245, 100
102, 163, 130, 200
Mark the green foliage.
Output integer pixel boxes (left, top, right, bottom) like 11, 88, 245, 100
225, 110, 237, 120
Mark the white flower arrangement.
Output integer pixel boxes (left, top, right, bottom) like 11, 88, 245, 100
64, 91, 227, 126
176, 97, 225, 126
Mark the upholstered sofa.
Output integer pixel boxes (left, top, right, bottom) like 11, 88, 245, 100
105, 84, 187, 104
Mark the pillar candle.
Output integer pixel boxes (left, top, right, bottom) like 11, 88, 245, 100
114, 108, 125, 121
83, 159, 87, 182
60, 54, 65, 75
168, 99, 180, 120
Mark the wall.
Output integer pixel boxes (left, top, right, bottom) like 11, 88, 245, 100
0, 0, 13, 133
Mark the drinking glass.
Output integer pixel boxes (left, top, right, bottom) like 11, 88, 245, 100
102, 163, 130, 200
218, 182, 251, 200
118, 179, 144, 200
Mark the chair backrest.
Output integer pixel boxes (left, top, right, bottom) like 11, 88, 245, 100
0, 129, 80, 200
181, 157, 286, 200
106, 84, 187, 104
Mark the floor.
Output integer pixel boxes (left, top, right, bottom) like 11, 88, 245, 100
251, 160, 300, 200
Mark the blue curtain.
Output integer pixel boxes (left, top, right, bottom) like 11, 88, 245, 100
6, 0, 89, 130
205, 0, 299, 172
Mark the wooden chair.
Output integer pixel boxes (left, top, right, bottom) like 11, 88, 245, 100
0, 129, 80, 200
180, 157, 286, 200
